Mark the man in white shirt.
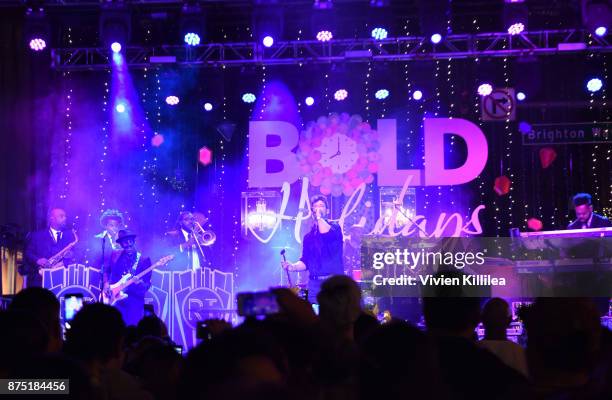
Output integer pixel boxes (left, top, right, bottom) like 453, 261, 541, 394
163, 211, 211, 271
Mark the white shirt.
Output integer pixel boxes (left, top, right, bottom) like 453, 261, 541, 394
181, 229, 201, 271
49, 227, 62, 243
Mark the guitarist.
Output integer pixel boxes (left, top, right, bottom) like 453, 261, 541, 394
21, 208, 76, 288
104, 229, 152, 326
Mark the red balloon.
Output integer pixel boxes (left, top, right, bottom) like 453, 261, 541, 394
527, 218, 543, 231
539, 147, 557, 169
494, 176, 511, 196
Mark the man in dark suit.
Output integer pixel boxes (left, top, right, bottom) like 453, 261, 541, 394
164, 211, 212, 272
21, 208, 77, 288
105, 230, 152, 326
567, 193, 612, 230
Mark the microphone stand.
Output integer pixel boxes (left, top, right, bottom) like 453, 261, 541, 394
100, 235, 107, 299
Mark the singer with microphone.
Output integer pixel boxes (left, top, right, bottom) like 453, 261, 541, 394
281, 195, 344, 303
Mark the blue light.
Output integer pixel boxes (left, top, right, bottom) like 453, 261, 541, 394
371, 27, 388, 40
305, 96, 315, 106
204, 102, 213, 111
111, 42, 122, 53
184, 33, 201, 46
587, 78, 603, 93
430, 33, 442, 44
262, 36, 274, 47
375, 89, 389, 100
412, 90, 423, 100
595, 26, 607, 37
115, 103, 126, 113
242, 93, 256, 103
516, 91, 526, 101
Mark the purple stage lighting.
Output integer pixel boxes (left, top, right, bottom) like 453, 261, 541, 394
204, 102, 213, 111
184, 33, 201, 46
412, 90, 423, 100
595, 26, 607, 36
305, 96, 315, 106
334, 89, 348, 101
477, 83, 493, 96
316, 30, 333, 42
242, 93, 256, 103
371, 27, 388, 40
111, 42, 122, 53
29, 38, 46, 51
507, 22, 525, 35
516, 91, 526, 101
430, 33, 442, 44
587, 78, 603, 93
166, 95, 180, 105
262, 36, 274, 47
115, 103, 126, 113
375, 89, 389, 100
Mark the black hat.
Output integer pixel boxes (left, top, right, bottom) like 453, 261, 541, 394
116, 229, 137, 243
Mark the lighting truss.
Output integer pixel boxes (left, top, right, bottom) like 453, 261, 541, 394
51, 29, 612, 71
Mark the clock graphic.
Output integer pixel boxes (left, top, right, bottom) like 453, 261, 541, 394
297, 113, 381, 197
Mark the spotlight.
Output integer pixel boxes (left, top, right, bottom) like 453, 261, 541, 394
165, 95, 180, 105
316, 30, 333, 42
262, 36, 274, 47
184, 32, 201, 46
111, 42, 122, 53
412, 90, 423, 100
29, 38, 46, 51
305, 96, 315, 106
595, 26, 607, 36
375, 89, 389, 100
334, 89, 348, 101
516, 91, 526, 101
115, 103, 126, 113
587, 78, 603, 93
583, 1, 611, 39
477, 83, 493, 96
507, 22, 525, 35
204, 102, 213, 111
430, 33, 442, 44
371, 27, 388, 40
242, 93, 256, 103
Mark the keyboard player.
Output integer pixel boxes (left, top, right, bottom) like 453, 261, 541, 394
567, 193, 612, 230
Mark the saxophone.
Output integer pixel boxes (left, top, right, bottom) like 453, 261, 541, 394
46, 230, 79, 267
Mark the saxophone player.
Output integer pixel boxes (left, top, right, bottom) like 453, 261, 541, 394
21, 208, 77, 288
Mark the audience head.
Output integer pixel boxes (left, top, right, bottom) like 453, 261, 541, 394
9, 287, 62, 352
0, 311, 49, 377
317, 275, 362, 334
136, 315, 168, 340
64, 303, 126, 368
481, 297, 511, 339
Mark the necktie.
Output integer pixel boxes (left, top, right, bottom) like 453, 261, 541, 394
187, 233, 193, 268
56, 231, 62, 243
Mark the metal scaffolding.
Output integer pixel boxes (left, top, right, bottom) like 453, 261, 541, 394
51, 29, 612, 71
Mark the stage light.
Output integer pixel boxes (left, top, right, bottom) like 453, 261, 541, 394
507, 22, 524, 35
587, 78, 603, 92
111, 42, 122, 53
595, 26, 607, 36
375, 89, 389, 100
242, 93, 256, 103
262, 36, 274, 47
371, 27, 388, 40
305, 96, 315, 106
184, 32, 200, 46
316, 30, 333, 42
430, 33, 442, 44
516, 91, 526, 101
334, 89, 348, 101
165, 95, 180, 105
583, 1, 611, 39
412, 90, 423, 100
477, 83, 493, 96
204, 102, 213, 111
29, 38, 46, 51
115, 103, 126, 113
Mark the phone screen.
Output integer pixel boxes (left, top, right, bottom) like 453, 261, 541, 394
237, 291, 280, 317
64, 293, 84, 322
